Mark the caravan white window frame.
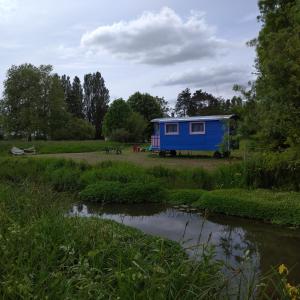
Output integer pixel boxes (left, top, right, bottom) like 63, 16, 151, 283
189, 122, 205, 135
165, 123, 179, 135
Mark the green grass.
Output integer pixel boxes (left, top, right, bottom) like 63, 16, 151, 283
0, 182, 225, 299
0, 157, 299, 297
0, 140, 121, 156
191, 189, 300, 226
0, 157, 300, 225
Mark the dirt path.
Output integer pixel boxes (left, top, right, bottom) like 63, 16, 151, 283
36, 150, 237, 170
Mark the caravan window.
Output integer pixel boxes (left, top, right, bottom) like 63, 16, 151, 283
190, 122, 205, 134
165, 123, 179, 135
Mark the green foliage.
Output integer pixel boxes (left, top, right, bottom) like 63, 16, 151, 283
52, 117, 95, 140
167, 189, 205, 205
127, 92, 164, 122
83, 72, 109, 139
102, 99, 132, 137
81, 161, 149, 184
80, 181, 165, 203
0, 182, 223, 299
254, 0, 300, 148
127, 91, 165, 138
103, 99, 147, 142
175, 88, 241, 117
2, 64, 54, 140
192, 189, 300, 225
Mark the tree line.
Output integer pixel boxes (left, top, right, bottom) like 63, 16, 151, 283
0, 64, 110, 140
0, 0, 299, 150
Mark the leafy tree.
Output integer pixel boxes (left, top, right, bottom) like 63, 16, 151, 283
102, 99, 132, 137
175, 88, 192, 116
103, 99, 146, 142
175, 88, 235, 117
254, 0, 300, 149
2, 64, 52, 140
48, 74, 69, 139
69, 76, 84, 119
126, 112, 147, 142
127, 92, 164, 121
61, 75, 72, 112
232, 83, 258, 138
127, 92, 165, 139
83, 72, 109, 139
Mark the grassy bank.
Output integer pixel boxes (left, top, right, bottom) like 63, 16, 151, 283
0, 157, 300, 225
168, 189, 300, 226
0, 181, 226, 299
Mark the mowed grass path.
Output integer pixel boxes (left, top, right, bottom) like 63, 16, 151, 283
36, 149, 234, 170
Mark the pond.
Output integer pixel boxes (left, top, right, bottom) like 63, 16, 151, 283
70, 203, 300, 283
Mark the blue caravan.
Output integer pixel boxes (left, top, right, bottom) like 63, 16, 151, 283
151, 115, 237, 157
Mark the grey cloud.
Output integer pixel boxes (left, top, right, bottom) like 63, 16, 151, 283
81, 7, 227, 65
158, 65, 251, 88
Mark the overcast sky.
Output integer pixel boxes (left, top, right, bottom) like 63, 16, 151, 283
0, 0, 260, 105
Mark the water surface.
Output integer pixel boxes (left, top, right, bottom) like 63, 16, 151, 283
70, 203, 300, 282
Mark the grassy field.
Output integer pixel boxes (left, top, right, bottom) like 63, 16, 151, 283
0, 140, 120, 156
37, 150, 234, 170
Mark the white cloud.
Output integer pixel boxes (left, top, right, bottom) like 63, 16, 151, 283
81, 7, 227, 65
0, 0, 17, 20
158, 64, 252, 89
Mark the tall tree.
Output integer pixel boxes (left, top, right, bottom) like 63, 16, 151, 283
69, 76, 84, 119
2, 64, 52, 140
254, 0, 300, 149
83, 72, 110, 139
61, 75, 72, 112
175, 88, 192, 117
175, 88, 229, 116
48, 74, 69, 139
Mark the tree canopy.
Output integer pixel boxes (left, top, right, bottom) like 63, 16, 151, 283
254, 0, 300, 149
102, 98, 146, 142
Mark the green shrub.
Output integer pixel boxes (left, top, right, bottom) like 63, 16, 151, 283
167, 189, 205, 205
82, 162, 151, 184
122, 181, 166, 203
80, 181, 166, 203
193, 189, 300, 225
181, 168, 214, 190
213, 163, 245, 189
79, 181, 124, 202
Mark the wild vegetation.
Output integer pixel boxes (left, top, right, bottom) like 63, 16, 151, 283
0, 160, 299, 299
0, 182, 225, 299
0, 155, 299, 225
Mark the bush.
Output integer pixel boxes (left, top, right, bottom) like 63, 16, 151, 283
109, 128, 131, 143
242, 149, 300, 190
52, 117, 95, 140
122, 181, 166, 203
167, 189, 205, 205
79, 181, 124, 202
193, 189, 300, 225
80, 181, 166, 203
81, 162, 151, 184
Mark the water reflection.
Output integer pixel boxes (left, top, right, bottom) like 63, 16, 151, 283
70, 203, 300, 282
